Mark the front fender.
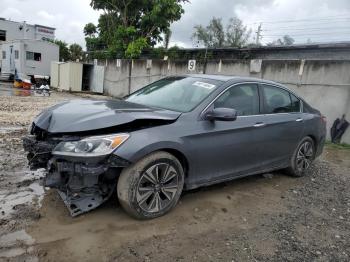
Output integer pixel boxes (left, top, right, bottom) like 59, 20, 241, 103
112, 126, 190, 165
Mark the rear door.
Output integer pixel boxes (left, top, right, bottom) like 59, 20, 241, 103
257, 84, 304, 168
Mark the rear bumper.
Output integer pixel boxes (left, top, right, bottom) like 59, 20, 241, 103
315, 135, 326, 158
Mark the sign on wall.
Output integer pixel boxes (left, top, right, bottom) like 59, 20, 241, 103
188, 60, 196, 71
250, 59, 262, 73
116, 59, 121, 67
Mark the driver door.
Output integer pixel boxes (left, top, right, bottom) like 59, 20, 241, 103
188, 83, 267, 184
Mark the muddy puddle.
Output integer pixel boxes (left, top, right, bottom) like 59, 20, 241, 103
0, 169, 46, 219
0, 229, 36, 258
0, 126, 25, 134
0, 84, 49, 97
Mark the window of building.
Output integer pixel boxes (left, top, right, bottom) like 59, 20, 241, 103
0, 30, 5, 41
26, 51, 34, 60
15, 50, 19, 59
214, 84, 260, 116
34, 52, 41, 61
26, 51, 41, 61
2, 51, 5, 59
261, 85, 298, 113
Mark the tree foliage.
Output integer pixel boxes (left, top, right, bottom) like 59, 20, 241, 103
193, 17, 225, 48
84, 23, 97, 37
51, 39, 70, 62
192, 17, 251, 48
164, 28, 172, 49
88, 0, 187, 58
225, 17, 251, 48
50, 39, 84, 61
268, 35, 295, 46
69, 43, 84, 61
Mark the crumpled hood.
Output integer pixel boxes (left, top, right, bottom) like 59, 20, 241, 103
34, 99, 181, 133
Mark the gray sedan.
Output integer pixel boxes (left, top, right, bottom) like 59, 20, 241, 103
23, 75, 326, 219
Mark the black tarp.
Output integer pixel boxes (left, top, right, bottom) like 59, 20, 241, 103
330, 115, 349, 143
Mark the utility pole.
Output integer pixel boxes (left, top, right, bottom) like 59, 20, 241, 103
256, 23, 262, 45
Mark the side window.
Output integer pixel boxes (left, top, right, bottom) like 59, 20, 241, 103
262, 85, 295, 114
290, 94, 301, 112
214, 84, 259, 116
15, 50, 19, 59
2, 51, 5, 59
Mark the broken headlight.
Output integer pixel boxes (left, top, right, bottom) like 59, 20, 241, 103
52, 134, 129, 157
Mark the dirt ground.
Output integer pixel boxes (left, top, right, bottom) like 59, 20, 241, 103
0, 83, 349, 262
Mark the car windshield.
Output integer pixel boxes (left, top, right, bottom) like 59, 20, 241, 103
125, 76, 222, 112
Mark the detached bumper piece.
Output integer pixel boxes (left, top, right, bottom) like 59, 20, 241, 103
46, 156, 130, 217
22, 135, 56, 169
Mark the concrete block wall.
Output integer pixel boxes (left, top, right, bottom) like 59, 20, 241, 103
100, 58, 350, 144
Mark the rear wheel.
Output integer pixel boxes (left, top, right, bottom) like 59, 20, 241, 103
117, 151, 184, 219
286, 136, 315, 177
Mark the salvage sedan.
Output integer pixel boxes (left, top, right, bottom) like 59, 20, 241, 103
23, 75, 326, 219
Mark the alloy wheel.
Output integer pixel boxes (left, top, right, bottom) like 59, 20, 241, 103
136, 163, 179, 213
296, 141, 314, 172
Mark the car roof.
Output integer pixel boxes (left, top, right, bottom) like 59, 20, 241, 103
183, 74, 281, 86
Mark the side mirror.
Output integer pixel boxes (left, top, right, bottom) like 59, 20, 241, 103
205, 107, 237, 121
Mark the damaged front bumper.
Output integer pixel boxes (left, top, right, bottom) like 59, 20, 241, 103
23, 135, 131, 216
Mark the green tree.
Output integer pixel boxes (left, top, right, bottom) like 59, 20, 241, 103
192, 17, 225, 48
225, 17, 251, 48
69, 43, 84, 61
89, 0, 187, 58
281, 35, 295, 45
164, 28, 172, 49
84, 23, 97, 37
192, 17, 251, 48
268, 35, 295, 46
51, 39, 70, 62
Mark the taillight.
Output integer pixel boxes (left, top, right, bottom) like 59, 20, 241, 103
321, 115, 327, 124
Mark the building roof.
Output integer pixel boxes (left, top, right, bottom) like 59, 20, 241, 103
0, 18, 55, 30
34, 24, 56, 30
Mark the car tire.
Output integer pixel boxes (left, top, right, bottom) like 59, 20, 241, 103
286, 136, 315, 177
117, 151, 184, 219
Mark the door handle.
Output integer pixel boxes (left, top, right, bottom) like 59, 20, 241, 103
296, 118, 303, 122
253, 122, 266, 127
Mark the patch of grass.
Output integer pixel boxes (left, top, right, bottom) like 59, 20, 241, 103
325, 141, 350, 150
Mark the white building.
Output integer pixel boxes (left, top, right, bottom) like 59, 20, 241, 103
1, 39, 59, 79
0, 18, 55, 42
0, 18, 58, 79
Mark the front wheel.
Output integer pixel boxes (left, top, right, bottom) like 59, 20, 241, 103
117, 151, 184, 219
286, 136, 315, 177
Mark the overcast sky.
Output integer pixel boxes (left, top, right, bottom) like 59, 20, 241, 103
1, 0, 350, 49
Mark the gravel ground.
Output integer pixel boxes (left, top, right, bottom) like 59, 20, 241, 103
0, 84, 349, 262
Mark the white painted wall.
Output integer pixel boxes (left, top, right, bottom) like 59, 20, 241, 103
0, 19, 55, 72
